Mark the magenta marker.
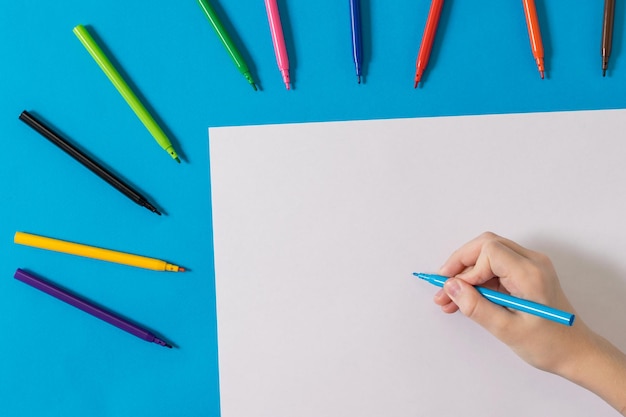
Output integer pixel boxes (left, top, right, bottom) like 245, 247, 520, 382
265, 0, 290, 89
14, 269, 172, 348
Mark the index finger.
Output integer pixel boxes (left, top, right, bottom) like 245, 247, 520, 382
438, 232, 534, 278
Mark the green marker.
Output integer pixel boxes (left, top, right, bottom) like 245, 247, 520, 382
197, 0, 258, 90
73, 24, 181, 163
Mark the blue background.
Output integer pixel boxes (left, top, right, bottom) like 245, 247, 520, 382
1, 1, 625, 416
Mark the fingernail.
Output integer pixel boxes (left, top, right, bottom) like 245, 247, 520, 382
434, 289, 444, 299
444, 279, 461, 298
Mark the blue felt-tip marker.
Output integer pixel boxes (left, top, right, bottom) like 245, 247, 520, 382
413, 273, 575, 326
349, 0, 363, 83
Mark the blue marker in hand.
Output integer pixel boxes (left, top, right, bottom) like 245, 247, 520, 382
414, 273, 575, 326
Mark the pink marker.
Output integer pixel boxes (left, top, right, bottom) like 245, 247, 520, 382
264, 0, 290, 89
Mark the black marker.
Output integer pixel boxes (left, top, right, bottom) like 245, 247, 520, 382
19, 110, 161, 215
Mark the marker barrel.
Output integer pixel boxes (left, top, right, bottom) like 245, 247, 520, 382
414, 273, 575, 326
14, 232, 182, 272
73, 24, 180, 162
14, 269, 171, 347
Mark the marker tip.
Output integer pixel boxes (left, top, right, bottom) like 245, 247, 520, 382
413, 272, 430, 281
155, 338, 173, 348
146, 204, 161, 215
414, 71, 423, 89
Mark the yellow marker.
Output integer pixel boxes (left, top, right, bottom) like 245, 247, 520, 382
14, 232, 185, 272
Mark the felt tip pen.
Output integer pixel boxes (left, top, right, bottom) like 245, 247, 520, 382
14, 269, 172, 348
264, 0, 291, 90
15, 232, 186, 272
197, 0, 258, 90
413, 273, 575, 326
73, 24, 181, 162
19, 110, 161, 215
414, 0, 445, 88
601, 0, 615, 76
521, 0, 545, 79
349, 0, 363, 83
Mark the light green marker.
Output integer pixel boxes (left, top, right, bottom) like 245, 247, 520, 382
197, 0, 257, 90
73, 24, 181, 163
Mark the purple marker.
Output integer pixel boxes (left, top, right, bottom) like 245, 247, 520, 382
14, 269, 172, 348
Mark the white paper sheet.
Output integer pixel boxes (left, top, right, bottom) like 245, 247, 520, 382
209, 110, 626, 417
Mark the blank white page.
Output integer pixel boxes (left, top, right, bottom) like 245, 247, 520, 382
209, 110, 626, 417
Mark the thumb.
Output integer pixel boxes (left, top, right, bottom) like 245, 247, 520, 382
443, 278, 513, 338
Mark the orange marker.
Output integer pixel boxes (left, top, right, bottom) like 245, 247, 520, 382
414, 0, 444, 88
521, 0, 545, 79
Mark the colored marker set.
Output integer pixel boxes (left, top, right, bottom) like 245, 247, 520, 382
21, 22, 182, 216
201, 0, 618, 89
11, 0, 612, 352
17, 24, 190, 347
14, 25, 190, 348
198, 0, 293, 89
415, 0, 616, 85
17, 17, 193, 348
198, 0, 363, 87
13, 231, 184, 348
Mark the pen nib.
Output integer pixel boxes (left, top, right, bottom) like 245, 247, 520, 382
154, 337, 173, 348
144, 202, 161, 216
414, 71, 423, 89
357, 75, 361, 84
413, 272, 427, 280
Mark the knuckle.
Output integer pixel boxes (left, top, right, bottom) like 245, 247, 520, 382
528, 256, 547, 275
520, 258, 541, 278
534, 252, 554, 269
482, 239, 502, 256
479, 231, 498, 241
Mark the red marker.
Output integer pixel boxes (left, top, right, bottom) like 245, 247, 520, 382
522, 0, 545, 79
414, 0, 445, 88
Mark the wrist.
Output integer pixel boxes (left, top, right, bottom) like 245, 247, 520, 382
552, 323, 604, 386
557, 323, 626, 414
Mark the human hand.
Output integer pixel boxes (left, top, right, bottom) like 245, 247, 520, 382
432, 232, 587, 373
433, 232, 626, 414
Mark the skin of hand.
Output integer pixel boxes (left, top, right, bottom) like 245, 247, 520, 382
433, 232, 626, 415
